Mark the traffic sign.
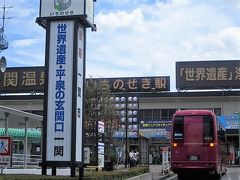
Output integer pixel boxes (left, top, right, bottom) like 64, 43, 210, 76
0, 137, 11, 156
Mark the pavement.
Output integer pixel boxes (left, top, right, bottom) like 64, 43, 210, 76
0, 164, 174, 180
115, 164, 173, 180
149, 165, 173, 180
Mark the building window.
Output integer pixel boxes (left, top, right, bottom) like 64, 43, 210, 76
139, 109, 177, 120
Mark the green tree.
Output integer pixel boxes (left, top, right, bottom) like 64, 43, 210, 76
85, 79, 119, 165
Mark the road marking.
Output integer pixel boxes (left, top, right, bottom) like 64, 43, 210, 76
226, 175, 232, 180
167, 174, 177, 180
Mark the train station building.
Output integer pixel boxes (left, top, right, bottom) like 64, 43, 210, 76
0, 60, 239, 166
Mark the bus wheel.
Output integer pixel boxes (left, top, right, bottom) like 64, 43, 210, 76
215, 172, 222, 179
178, 173, 184, 180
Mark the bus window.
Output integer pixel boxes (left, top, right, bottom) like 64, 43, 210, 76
203, 115, 214, 142
173, 116, 184, 141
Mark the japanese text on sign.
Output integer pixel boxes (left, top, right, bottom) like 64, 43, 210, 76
53, 23, 68, 157
179, 67, 240, 81
93, 76, 170, 93
176, 60, 240, 90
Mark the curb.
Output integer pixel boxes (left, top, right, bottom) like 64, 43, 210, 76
154, 172, 175, 180
127, 172, 153, 180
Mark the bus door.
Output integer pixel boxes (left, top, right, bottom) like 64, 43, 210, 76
184, 115, 215, 162
184, 116, 203, 161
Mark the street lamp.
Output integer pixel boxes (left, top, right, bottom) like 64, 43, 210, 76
115, 96, 138, 168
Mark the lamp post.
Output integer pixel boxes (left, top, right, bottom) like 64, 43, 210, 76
115, 95, 138, 168
234, 112, 240, 166
125, 98, 128, 168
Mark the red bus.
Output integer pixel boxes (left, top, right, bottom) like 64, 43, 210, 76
171, 110, 228, 179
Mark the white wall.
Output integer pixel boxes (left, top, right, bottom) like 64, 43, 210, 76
140, 96, 240, 115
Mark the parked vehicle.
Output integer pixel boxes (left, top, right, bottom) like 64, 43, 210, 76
171, 110, 228, 179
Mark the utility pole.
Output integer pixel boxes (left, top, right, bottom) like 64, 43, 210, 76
0, 1, 12, 53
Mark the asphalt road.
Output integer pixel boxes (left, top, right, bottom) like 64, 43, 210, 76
163, 167, 240, 180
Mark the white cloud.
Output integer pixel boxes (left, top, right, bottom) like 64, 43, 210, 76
12, 38, 39, 48
86, 0, 240, 91
1, 0, 240, 90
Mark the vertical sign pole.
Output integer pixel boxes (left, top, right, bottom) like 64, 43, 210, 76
41, 19, 51, 176
70, 19, 78, 178
79, 25, 87, 179
36, 0, 96, 177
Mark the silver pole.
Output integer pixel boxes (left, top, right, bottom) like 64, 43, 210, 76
4, 113, 9, 136
24, 117, 28, 169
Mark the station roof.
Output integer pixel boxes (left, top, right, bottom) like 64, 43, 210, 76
0, 105, 43, 129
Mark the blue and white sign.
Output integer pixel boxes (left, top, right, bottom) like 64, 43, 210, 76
46, 20, 74, 161
98, 142, 104, 155
218, 115, 239, 129
0, 137, 12, 167
0, 137, 11, 156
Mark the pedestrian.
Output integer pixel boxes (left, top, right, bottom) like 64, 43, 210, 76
228, 152, 234, 166
135, 150, 139, 167
133, 150, 138, 167
129, 149, 134, 168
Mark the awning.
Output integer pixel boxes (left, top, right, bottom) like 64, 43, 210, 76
0, 105, 43, 129
0, 128, 41, 138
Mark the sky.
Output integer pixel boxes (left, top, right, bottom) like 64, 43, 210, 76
1, 0, 240, 91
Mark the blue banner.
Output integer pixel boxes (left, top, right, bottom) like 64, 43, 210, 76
218, 115, 239, 129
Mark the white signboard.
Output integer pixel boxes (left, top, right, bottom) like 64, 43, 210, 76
161, 147, 169, 164
46, 20, 74, 161
41, 0, 84, 17
98, 121, 104, 134
75, 24, 84, 162
40, 0, 94, 23
98, 154, 104, 168
85, 0, 94, 24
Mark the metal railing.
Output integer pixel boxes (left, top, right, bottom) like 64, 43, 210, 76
11, 153, 41, 168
